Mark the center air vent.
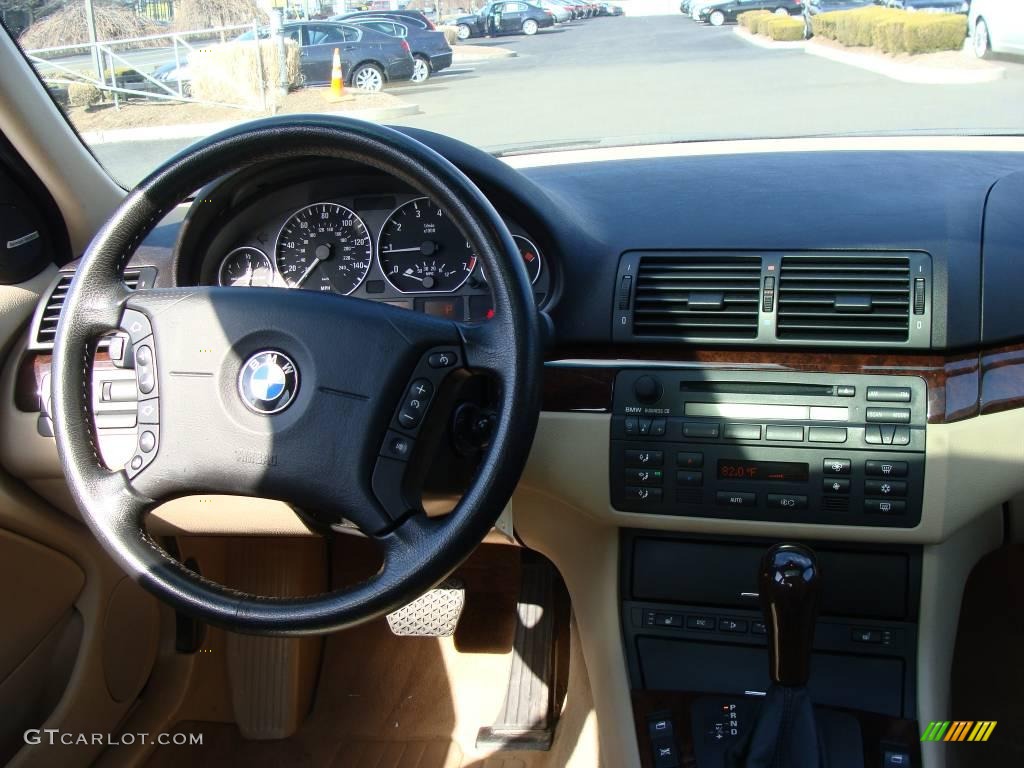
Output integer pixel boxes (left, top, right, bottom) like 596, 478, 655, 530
632, 254, 762, 340
31, 267, 152, 350
777, 254, 911, 343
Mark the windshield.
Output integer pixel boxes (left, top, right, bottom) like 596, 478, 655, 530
5, 0, 1022, 186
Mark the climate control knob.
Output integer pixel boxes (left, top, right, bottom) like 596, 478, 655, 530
633, 375, 663, 405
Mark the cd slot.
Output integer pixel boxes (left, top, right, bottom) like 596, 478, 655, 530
679, 381, 836, 397
684, 403, 849, 422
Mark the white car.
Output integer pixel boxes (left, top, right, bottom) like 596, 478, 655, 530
969, 0, 1024, 57
539, 0, 573, 21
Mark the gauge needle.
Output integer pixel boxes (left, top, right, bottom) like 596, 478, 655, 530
402, 269, 424, 283
295, 258, 321, 287
385, 246, 422, 254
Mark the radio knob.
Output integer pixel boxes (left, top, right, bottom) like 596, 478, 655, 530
634, 375, 663, 405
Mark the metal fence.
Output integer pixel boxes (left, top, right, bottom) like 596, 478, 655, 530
26, 23, 259, 109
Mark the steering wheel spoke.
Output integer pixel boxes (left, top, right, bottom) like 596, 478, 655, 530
51, 116, 542, 634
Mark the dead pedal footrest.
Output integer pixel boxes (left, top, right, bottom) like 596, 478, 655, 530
386, 578, 465, 637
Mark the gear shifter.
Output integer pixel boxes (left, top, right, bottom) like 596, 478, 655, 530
761, 543, 820, 686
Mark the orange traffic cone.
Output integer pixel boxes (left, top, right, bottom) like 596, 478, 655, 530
331, 48, 344, 97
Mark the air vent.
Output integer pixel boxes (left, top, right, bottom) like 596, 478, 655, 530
632, 254, 762, 340
33, 268, 146, 349
777, 254, 911, 343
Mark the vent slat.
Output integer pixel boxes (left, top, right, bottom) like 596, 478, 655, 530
631, 255, 762, 340
777, 255, 910, 343
35, 269, 143, 347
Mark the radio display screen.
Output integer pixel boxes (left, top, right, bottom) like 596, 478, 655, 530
717, 459, 809, 483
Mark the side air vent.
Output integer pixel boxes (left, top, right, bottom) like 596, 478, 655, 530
777, 254, 911, 343
632, 254, 762, 340
31, 267, 150, 350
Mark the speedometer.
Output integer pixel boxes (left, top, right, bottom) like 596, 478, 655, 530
377, 198, 476, 293
275, 203, 372, 294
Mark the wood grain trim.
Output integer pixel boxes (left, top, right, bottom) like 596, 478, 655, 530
543, 346, 984, 424
980, 341, 1024, 417
15, 351, 112, 413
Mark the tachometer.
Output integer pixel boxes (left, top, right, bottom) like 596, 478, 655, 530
275, 203, 372, 294
377, 198, 476, 293
219, 246, 273, 287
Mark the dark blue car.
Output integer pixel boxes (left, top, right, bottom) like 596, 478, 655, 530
332, 12, 454, 83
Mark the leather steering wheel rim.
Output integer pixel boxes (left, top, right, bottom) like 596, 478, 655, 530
50, 115, 542, 635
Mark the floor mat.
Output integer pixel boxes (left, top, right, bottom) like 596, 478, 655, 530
329, 739, 462, 768
949, 543, 1024, 768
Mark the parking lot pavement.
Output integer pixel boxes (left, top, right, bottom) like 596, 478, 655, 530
92, 15, 1024, 185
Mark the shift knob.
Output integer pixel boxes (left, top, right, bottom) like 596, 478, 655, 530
759, 543, 820, 686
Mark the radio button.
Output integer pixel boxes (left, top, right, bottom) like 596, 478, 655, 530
717, 491, 757, 508
626, 486, 662, 503
768, 494, 808, 510
723, 423, 762, 440
892, 426, 910, 446
824, 478, 851, 494
865, 460, 907, 477
865, 479, 907, 497
865, 425, 882, 444
809, 427, 847, 444
652, 419, 667, 436
866, 407, 911, 424
865, 498, 906, 514
626, 450, 663, 467
639, 418, 653, 435
683, 422, 720, 439
676, 470, 703, 487
867, 386, 911, 403
676, 452, 703, 468
824, 458, 852, 475
624, 416, 639, 435
766, 425, 804, 442
626, 468, 664, 485
837, 385, 856, 397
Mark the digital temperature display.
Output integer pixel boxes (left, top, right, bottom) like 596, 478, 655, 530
717, 459, 809, 483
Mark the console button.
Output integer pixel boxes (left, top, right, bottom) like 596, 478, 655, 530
677, 452, 703, 468
687, 616, 716, 631
717, 491, 756, 507
883, 750, 912, 768
751, 621, 767, 635
624, 416, 639, 435
824, 478, 850, 494
865, 479, 907, 497
626, 486, 662, 503
137, 398, 159, 424
683, 422, 719, 439
651, 418, 667, 436
626, 450, 663, 467
634, 375, 663, 404
719, 618, 748, 633
649, 716, 675, 740
139, 430, 156, 453
866, 407, 911, 423
823, 458, 851, 475
639, 418, 653, 435
892, 426, 911, 446
654, 612, 683, 628
767, 494, 807, 510
626, 468, 663, 485
879, 424, 897, 445
865, 424, 882, 444
864, 498, 906, 514
120, 309, 152, 346
867, 386, 911, 403
865, 460, 908, 477
808, 427, 847, 444
652, 739, 680, 768
836, 385, 856, 397
723, 423, 762, 440
766, 425, 803, 442
852, 628, 883, 643
676, 470, 703, 487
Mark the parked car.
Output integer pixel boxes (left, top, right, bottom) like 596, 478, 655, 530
969, 0, 1024, 57
803, 0, 874, 37
538, 0, 573, 22
336, 14, 453, 82
332, 9, 439, 30
697, 0, 804, 26
154, 21, 415, 93
881, 0, 969, 12
454, 1, 556, 38
598, 2, 625, 15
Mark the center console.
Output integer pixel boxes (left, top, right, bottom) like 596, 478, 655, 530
610, 370, 926, 528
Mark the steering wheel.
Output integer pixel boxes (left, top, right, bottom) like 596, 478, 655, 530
50, 116, 542, 635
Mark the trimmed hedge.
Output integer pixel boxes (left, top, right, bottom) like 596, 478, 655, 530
438, 25, 459, 46
813, 6, 966, 54
765, 16, 804, 42
67, 82, 102, 108
190, 38, 301, 109
738, 9, 771, 32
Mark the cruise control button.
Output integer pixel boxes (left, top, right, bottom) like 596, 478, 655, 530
626, 468, 663, 485
398, 410, 420, 429
864, 498, 906, 514
865, 479, 907, 497
381, 430, 415, 461
865, 460, 908, 477
823, 458, 851, 475
626, 450, 663, 467
130, 456, 143, 470
406, 378, 433, 409
139, 430, 156, 453
717, 491, 756, 507
427, 351, 458, 368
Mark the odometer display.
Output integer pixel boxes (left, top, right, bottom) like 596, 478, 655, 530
377, 198, 476, 293
275, 203, 372, 294
717, 459, 809, 482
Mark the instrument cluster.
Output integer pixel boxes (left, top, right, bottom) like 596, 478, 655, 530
201, 189, 552, 323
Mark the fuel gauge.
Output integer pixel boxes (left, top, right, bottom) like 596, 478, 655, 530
218, 246, 273, 287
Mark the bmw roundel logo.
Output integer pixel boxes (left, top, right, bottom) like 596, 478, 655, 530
238, 351, 299, 415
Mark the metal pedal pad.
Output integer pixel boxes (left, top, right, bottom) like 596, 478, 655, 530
386, 578, 465, 637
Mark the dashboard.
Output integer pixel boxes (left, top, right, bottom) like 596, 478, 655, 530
183, 162, 554, 323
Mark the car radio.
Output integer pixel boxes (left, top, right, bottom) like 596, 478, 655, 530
609, 370, 926, 527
